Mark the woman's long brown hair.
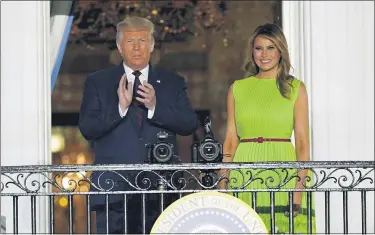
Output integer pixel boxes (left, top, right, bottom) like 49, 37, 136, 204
243, 23, 295, 99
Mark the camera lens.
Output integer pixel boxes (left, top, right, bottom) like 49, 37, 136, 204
199, 141, 219, 162
202, 173, 214, 187
153, 143, 172, 163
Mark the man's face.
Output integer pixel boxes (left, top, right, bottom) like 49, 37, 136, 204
117, 30, 154, 70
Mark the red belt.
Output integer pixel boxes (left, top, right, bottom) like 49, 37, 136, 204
241, 137, 291, 143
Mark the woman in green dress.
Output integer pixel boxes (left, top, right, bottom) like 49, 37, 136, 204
219, 23, 316, 233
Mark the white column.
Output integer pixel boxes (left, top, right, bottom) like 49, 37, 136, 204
283, 1, 374, 233
1, 1, 50, 233
282, 1, 313, 151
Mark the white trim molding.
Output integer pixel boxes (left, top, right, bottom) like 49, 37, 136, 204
1, 1, 51, 233
36, 2, 51, 233
282, 1, 374, 233
282, 1, 313, 156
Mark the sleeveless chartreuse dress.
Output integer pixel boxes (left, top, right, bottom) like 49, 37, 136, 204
229, 76, 316, 233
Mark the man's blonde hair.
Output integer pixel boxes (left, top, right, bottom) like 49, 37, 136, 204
116, 16, 155, 46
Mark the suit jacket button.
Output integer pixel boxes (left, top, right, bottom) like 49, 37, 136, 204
139, 138, 143, 140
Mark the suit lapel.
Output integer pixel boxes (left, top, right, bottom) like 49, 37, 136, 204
113, 62, 125, 85
147, 64, 160, 89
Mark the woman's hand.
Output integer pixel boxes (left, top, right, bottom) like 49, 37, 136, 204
284, 203, 302, 217
294, 169, 308, 205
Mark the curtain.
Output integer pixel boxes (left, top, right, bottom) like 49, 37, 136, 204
50, 0, 75, 90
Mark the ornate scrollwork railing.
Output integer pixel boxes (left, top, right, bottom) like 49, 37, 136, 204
1, 162, 374, 195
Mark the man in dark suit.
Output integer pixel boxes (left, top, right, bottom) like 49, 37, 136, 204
78, 16, 197, 234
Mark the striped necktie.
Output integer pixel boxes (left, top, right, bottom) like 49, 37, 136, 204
132, 70, 145, 127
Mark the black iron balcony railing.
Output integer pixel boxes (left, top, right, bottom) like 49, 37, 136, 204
1, 161, 374, 234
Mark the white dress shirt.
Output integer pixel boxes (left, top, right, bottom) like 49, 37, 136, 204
118, 63, 155, 119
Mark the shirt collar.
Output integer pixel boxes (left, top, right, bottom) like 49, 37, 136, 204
123, 63, 149, 84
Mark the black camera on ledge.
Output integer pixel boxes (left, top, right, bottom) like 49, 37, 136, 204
146, 131, 176, 164
192, 117, 223, 163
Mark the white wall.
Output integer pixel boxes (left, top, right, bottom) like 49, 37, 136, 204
283, 1, 374, 233
1, 1, 50, 233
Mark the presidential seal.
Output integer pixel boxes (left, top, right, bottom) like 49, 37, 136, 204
150, 191, 268, 234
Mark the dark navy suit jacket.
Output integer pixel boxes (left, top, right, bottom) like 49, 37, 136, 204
78, 63, 197, 207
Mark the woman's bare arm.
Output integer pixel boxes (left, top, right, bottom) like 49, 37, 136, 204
218, 85, 240, 189
293, 82, 310, 204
